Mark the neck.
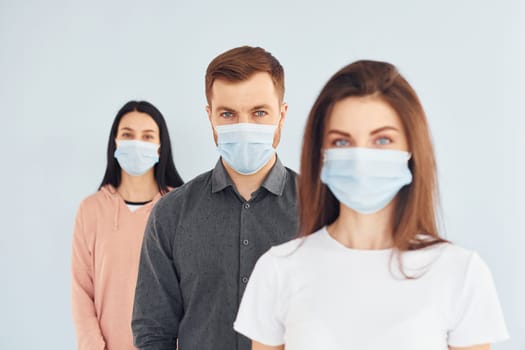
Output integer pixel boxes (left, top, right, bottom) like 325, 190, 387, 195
327, 201, 395, 250
117, 169, 158, 202
223, 154, 276, 201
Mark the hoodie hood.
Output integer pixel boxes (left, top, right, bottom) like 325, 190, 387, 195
100, 185, 163, 231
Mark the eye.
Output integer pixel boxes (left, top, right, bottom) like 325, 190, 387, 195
121, 132, 133, 138
254, 110, 267, 117
220, 111, 234, 118
332, 139, 350, 147
144, 134, 154, 140
375, 136, 392, 145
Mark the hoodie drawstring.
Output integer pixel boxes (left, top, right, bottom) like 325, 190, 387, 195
113, 193, 120, 231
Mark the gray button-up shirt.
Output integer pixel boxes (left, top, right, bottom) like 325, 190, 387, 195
132, 158, 298, 350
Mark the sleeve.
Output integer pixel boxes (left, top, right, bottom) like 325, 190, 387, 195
447, 252, 510, 347
71, 202, 106, 350
234, 251, 285, 346
131, 203, 182, 350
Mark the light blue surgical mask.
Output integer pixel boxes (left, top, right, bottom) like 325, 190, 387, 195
215, 123, 277, 175
320, 147, 412, 214
114, 140, 160, 176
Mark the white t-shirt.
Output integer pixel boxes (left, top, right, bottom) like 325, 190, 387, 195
126, 203, 143, 212
234, 227, 509, 350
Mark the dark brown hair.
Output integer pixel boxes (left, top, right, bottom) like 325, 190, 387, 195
205, 46, 285, 103
299, 60, 446, 251
99, 100, 184, 194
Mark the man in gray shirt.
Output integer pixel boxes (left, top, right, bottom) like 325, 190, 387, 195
132, 46, 298, 350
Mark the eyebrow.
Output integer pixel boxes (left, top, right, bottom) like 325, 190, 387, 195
215, 106, 238, 112
214, 104, 272, 112
327, 129, 351, 137
250, 104, 272, 111
370, 126, 400, 135
118, 127, 156, 133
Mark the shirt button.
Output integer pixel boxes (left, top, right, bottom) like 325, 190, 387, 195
242, 277, 249, 284
242, 239, 249, 246
243, 203, 250, 209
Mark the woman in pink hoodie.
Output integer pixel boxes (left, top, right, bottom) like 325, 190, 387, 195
71, 100, 184, 350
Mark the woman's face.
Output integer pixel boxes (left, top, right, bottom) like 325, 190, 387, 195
115, 111, 160, 144
323, 96, 409, 152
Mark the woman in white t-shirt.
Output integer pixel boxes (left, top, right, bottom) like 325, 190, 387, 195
234, 60, 509, 350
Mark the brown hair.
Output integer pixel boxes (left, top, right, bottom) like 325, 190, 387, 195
299, 60, 447, 252
205, 46, 285, 104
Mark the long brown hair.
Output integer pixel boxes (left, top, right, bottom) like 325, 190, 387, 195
299, 60, 447, 251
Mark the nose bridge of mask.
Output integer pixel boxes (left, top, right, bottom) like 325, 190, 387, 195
323, 148, 410, 182
215, 123, 277, 144
116, 140, 160, 153
323, 147, 411, 161
323, 147, 411, 176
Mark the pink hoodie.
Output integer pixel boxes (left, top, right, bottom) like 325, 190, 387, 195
71, 185, 166, 350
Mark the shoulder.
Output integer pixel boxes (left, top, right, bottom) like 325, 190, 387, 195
150, 169, 213, 223
283, 166, 298, 187
418, 243, 492, 282
250, 238, 303, 277
284, 166, 298, 178
265, 227, 326, 259
267, 237, 304, 257
74, 187, 115, 237
77, 186, 115, 213
438, 244, 480, 270
443, 245, 494, 282
155, 170, 212, 208
250, 229, 327, 293
443, 244, 509, 346
436, 243, 489, 277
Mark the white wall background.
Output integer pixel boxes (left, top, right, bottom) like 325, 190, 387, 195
1, 0, 523, 349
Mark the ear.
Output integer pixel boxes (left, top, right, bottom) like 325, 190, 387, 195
206, 105, 219, 146
279, 102, 288, 128
206, 105, 212, 122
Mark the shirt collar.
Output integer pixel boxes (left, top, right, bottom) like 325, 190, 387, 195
211, 157, 287, 196
211, 159, 234, 193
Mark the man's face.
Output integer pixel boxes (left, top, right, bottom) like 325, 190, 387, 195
206, 72, 287, 148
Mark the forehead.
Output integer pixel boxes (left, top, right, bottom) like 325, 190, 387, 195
118, 111, 159, 131
327, 96, 402, 132
210, 72, 279, 109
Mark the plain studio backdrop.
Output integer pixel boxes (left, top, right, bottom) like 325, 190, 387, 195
0, 0, 523, 349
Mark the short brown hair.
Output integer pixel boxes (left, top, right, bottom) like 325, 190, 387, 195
299, 60, 447, 252
205, 46, 285, 103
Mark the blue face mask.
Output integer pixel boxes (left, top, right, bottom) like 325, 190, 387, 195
215, 123, 277, 175
114, 140, 160, 176
320, 147, 412, 214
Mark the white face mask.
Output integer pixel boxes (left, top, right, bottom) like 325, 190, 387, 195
215, 123, 277, 175
114, 140, 160, 176
320, 147, 412, 214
